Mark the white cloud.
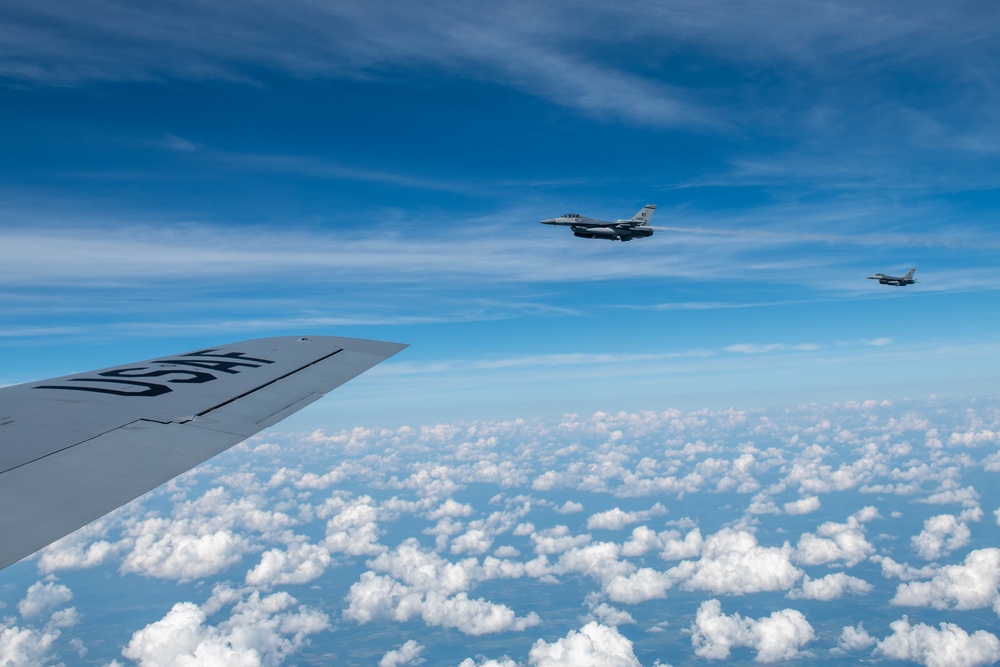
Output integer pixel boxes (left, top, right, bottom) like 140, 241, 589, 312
37, 537, 121, 574
586, 503, 666, 530
493, 545, 520, 558
451, 528, 494, 555
379, 639, 425, 667
983, 452, 1000, 472
836, 623, 876, 653
543, 542, 634, 592
947, 429, 999, 448
36, 509, 133, 574
554, 501, 584, 514
531, 526, 592, 555
854, 506, 881, 522
428, 499, 474, 520
323, 495, 385, 556
689, 599, 814, 663
459, 658, 518, 667
528, 622, 640, 667
872, 555, 939, 582
877, 616, 1000, 667
119, 486, 295, 581
17, 581, 73, 619
786, 451, 885, 495
619, 526, 702, 559
121, 588, 329, 667
724, 343, 820, 354
674, 529, 802, 595
366, 539, 480, 596
912, 514, 972, 560
866, 337, 894, 346
794, 511, 875, 567
513, 523, 534, 537
604, 568, 673, 604
920, 484, 981, 507
48, 608, 80, 629
245, 540, 332, 587
584, 598, 636, 627
0, 579, 87, 665
783, 496, 820, 515
121, 516, 250, 581
892, 548, 1000, 611
343, 540, 539, 636
659, 528, 704, 561
0, 624, 61, 666
621, 526, 661, 557
960, 506, 984, 523
344, 573, 540, 636
787, 573, 872, 601
12, 401, 1000, 663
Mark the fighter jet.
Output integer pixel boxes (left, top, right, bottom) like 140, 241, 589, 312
868, 268, 917, 286
541, 204, 657, 242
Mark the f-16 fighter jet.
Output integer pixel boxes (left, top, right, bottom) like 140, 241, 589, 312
868, 268, 917, 286
541, 204, 657, 242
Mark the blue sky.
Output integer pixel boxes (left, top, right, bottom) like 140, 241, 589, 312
5, 5, 1000, 665
3, 1, 1000, 428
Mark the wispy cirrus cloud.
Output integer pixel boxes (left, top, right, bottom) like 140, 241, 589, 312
725, 343, 821, 354
3, 1, 999, 135
2, 210, 997, 290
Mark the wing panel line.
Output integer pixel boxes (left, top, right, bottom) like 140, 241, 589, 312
188, 347, 344, 421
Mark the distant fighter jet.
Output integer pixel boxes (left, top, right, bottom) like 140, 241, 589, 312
868, 268, 917, 286
541, 204, 657, 242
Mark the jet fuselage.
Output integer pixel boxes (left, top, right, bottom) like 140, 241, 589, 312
540, 205, 657, 242
867, 268, 916, 286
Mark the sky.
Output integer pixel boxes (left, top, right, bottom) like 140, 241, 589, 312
3, 1, 1000, 665
3, 0, 1000, 427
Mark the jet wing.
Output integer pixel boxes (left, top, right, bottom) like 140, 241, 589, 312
0, 335, 405, 570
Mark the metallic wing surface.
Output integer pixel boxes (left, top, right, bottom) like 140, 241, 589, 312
0, 335, 405, 570
540, 204, 657, 242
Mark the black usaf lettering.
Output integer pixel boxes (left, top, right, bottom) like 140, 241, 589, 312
35, 348, 276, 397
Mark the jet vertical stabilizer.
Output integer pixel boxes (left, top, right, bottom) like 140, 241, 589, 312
628, 204, 656, 226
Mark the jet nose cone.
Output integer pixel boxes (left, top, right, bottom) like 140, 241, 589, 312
540, 218, 557, 224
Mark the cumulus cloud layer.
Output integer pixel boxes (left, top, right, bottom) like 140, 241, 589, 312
912, 513, 972, 560
690, 599, 814, 662
892, 548, 1000, 611
19, 399, 1000, 665
877, 617, 1000, 667
674, 529, 801, 595
122, 587, 329, 667
528, 622, 640, 667
344, 539, 539, 636
0, 579, 78, 666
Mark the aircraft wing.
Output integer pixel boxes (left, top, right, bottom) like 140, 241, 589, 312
0, 335, 405, 570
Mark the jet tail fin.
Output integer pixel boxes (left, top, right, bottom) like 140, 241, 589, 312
904, 268, 916, 279
630, 204, 656, 226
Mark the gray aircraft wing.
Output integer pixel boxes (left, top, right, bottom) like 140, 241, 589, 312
0, 335, 405, 570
